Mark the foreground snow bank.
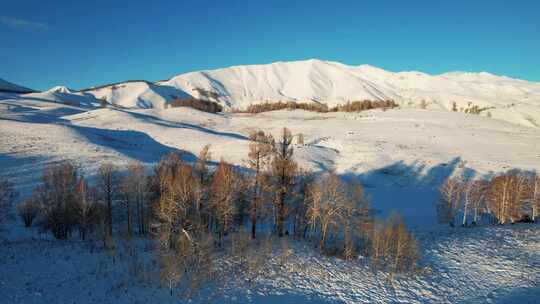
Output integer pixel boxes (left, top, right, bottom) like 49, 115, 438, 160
1, 223, 538, 303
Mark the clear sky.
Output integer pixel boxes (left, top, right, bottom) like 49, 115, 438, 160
1, 0, 539, 90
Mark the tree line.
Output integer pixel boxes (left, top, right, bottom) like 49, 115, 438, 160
233, 100, 398, 114
436, 172, 540, 227
167, 97, 223, 113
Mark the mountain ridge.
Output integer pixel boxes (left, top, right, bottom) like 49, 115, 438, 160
5, 59, 540, 127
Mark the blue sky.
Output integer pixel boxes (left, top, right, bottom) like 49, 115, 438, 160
1, 0, 539, 90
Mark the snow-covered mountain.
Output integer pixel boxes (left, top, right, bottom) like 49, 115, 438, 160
80, 81, 191, 109
2, 60, 540, 304
0, 78, 35, 93
10, 59, 540, 127
163, 59, 540, 112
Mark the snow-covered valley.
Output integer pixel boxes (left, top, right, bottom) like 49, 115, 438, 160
1, 60, 540, 303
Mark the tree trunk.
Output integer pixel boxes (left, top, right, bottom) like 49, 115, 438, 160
126, 199, 132, 237
277, 194, 285, 237
462, 200, 469, 227
107, 186, 113, 237
251, 213, 257, 239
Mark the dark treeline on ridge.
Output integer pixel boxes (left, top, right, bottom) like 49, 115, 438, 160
234, 100, 398, 114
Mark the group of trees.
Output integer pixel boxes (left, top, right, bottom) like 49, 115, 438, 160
167, 98, 223, 113
15, 161, 150, 242
450, 101, 494, 115
6, 127, 420, 294
437, 172, 540, 226
235, 100, 397, 114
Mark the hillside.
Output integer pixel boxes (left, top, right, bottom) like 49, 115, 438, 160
162, 59, 540, 127
1, 95, 539, 303
1, 60, 540, 303
0, 78, 35, 94
7, 60, 540, 127
80, 81, 191, 109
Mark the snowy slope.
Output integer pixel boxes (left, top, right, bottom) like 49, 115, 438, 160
1, 90, 540, 303
21, 90, 101, 108
159, 59, 540, 127
163, 60, 539, 106
14, 60, 538, 126
2, 96, 540, 225
1, 224, 538, 304
0, 78, 35, 93
81, 81, 191, 109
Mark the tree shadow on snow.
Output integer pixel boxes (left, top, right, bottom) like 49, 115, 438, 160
65, 124, 196, 164
342, 157, 464, 229
115, 108, 248, 141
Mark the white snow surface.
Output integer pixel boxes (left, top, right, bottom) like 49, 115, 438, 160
160, 59, 540, 127
8, 59, 540, 126
80, 81, 191, 109
47, 86, 72, 94
1, 99, 540, 225
1, 221, 538, 303
1, 61, 540, 303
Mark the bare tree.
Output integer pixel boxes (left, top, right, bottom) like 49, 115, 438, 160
36, 161, 80, 239
247, 131, 273, 238
342, 179, 370, 260
306, 172, 346, 251
98, 162, 119, 237
155, 158, 197, 237
209, 159, 239, 244
17, 198, 39, 228
529, 173, 540, 222
195, 144, 212, 185
487, 173, 528, 224
119, 176, 134, 238
369, 213, 419, 274
464, 179, 488, 225
73, 176, 100, 240
306, 172, 370, 254
0, 176, 18, 228
436, 177, 462, 227
292, 169, 314, 239
270, 127, 297, 237
389, 214, 419, 274
133, 162, 149, 235
507, 173, 528, 223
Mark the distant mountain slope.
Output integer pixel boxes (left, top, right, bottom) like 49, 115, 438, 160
0, 78, 35, 93
163, 59, 540, 109
8, 59, 540, 126
161, 59, 540, 127
81, 81, 191, 109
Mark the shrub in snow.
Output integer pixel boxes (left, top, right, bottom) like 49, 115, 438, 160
16, 198, 39, 228
0, 175, 18, 228
169, 97, 223, 113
